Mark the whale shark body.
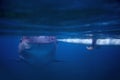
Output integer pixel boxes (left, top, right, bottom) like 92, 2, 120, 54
18, 36, 59, 66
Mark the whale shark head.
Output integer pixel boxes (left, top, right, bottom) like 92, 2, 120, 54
18, 36, 57, 66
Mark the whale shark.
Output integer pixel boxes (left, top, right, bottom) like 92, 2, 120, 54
18, 36, 61, 66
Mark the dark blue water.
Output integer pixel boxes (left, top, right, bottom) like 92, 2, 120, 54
0, 34, 120, 80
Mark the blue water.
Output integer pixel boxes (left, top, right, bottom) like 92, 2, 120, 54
0, 35, 120, 80
1, 0, 120, 80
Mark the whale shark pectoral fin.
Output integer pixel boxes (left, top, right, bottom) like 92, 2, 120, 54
16, 55, 24, 62
16, 55, 32, 65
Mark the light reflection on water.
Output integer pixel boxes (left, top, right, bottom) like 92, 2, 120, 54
58, 38, 120, 45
